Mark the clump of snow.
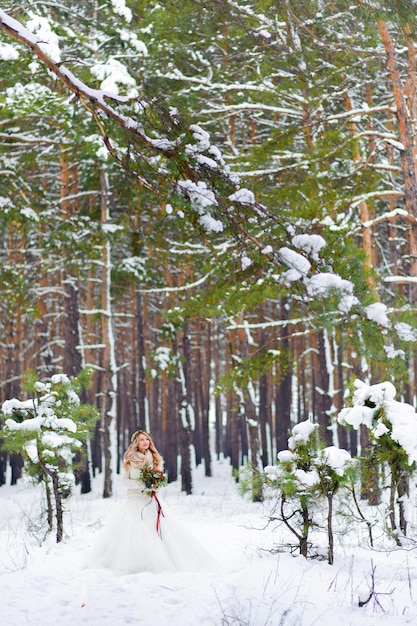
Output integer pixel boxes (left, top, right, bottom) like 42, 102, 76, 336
365, 302, 390, 328
306, 272, 358, 313
118, 256, 146, 280
338, 404, 374, 430
185, 126, 225, 171
184, 125, 232, 179
189, 124, 211, 151
111, 0, 132, 22
319, 446, 352, 476
119, 29, 148, 55
241, 255, 252, 270
228, 188, 255, 205
90, 58, 137, 96
177, 180, 216, 210
20, 207, 39, 221
292, 233, 326, 260
288, 419, 318, 450
276, 450, 295, 463
278, 246, 311, 281
50, 374, 71, 385
354, 380, 396, 405
26, 13, 61, 62
384, 343, 405, 360
294, 468, 319, 487
153, 346, 171, 370
0, 42, 19, 60
395, 322, 417, 342
195, 154, 219, 169
338, 379, 417, 464
177, 180, 223, 233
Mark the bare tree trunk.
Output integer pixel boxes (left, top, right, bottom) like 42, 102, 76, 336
135, 290, 147, 430
360, 425, 381, 505
213, 320, 223, 459
313, 330, 333, 446
196, 320, 212, 476
258, 306, 271, 468
177, 322, 193, 494
378, 19, 417, 299
397, 472, 409, 537
275, 298, 292, 452
100, 168, 117, 498
327, 492, 334, 565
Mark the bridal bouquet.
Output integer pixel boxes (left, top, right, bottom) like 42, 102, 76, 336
138, 467, 167, 490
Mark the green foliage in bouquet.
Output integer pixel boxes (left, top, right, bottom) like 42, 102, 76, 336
138, 466, 168, 490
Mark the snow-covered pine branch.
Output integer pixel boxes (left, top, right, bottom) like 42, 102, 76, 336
0, 7, 308, 270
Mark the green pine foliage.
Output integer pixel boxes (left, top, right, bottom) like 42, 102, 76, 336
0, 370, 100, 541
263, 419, 353, 562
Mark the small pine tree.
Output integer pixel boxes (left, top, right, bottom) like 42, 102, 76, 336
264, 420, 353, 563
338, 379, 417, 545
0, 370, 99, 542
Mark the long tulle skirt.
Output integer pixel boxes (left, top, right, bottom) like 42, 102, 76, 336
85, 492, 216, 576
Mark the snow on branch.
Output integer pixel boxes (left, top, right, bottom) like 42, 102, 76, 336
0, 7, 333, 284
0, 8, 163, 190
200, 102, 303, 119
350, 189, 404, 209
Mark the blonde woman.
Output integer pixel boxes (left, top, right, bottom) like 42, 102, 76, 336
122, 430, 163, 495
85, 430, 216, 576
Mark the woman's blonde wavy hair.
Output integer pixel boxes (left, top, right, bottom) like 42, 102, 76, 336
123, 430, 163, 470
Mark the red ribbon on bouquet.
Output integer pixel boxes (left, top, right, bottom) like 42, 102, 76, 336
152, 491, 164, 537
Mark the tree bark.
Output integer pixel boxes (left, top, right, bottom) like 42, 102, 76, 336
378, 19, 417, 299
99, 168, 117, 498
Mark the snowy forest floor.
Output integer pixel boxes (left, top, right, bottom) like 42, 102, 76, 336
1, 458, 417, 626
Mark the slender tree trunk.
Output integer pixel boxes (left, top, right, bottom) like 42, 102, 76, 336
197, 320, 212, 476
313, 330, 333, 446
327, 492, 334, 565
275, 299, 292, 452
378, 19, 417, 299
100, 168, 117, 498
397, 472, 409, 537
360, 426, 381, 505
389, 478, 400, 546
213, 320, 223, 459
177, 322, 193, 494
258, 307, 271, 468
343, 90, 376, 288
135, 290, 147, 430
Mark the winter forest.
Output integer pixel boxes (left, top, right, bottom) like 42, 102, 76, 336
3, 0, 417, 555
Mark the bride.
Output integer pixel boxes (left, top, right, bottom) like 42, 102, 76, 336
85, 430, 216, 576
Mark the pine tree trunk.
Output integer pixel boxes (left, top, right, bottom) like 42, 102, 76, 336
343, 89, 376, 288
360, 426, 381, 505
258, 307, 271, 468
275, 298, 292, 453
213, 320, 223, 459
327, 492, 334, 565
378, 19, 417, 298
314, 330, 333, 446
177, 323, 193, 494
197, 320, 212, 476
100, 168, 117, 499
135, 291, 147, 430
397, 472, 409, 537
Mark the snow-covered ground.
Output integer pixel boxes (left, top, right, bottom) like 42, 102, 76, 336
1, 458, 417, 626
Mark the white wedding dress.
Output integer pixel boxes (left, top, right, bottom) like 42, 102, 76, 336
85, 465, 216, 576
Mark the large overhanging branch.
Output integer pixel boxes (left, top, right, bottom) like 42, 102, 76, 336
0, 8, 326, 281
0, 10, 167, 150
0, 8, 162, 190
